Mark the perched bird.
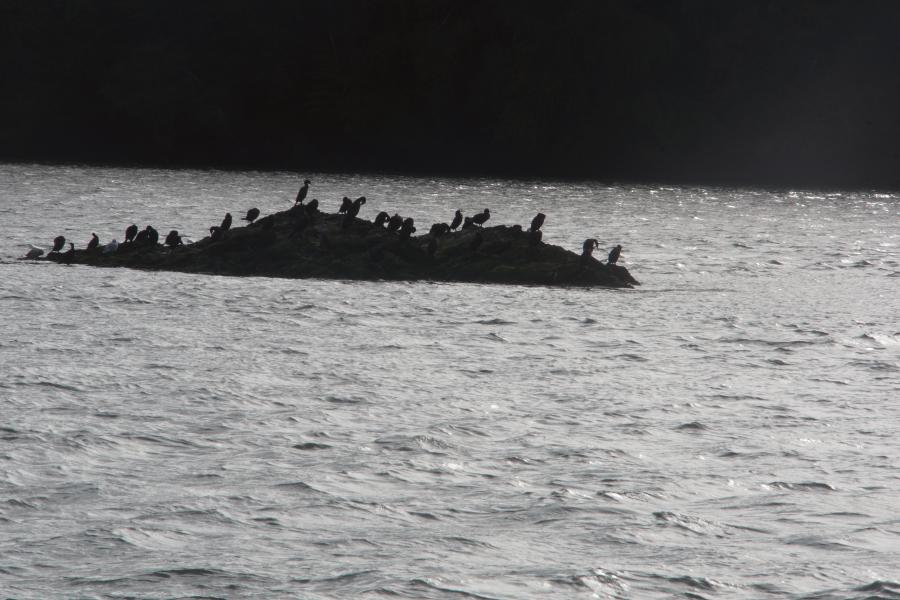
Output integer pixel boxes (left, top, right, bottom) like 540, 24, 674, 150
220, 213, 232, 231
209, 226, 224, 242
449, 210, 463, 231
582, 238, 599, 259
461, 216, 475, 230
398, 218, 416, 241
52, 235, 66, 253
87, 233, 100, 251
61, 243, 75, 265
243, 207, 260, 224
164, 230, 182, 248
472, 208, 491, 227
339, 197, 353, 213
146, 226, 159, 245
429, 223, 450, 237
374, 211, 390, 227
305, 198, 319, 215
608, 244, 622, 265
125, 224, 138, 243
24, 245, 44, 259
135, 229, 149, 244
103, 239, 118, 254
295, 179, 310, 204
529, 213, 546, 232
387, 213, 403, 232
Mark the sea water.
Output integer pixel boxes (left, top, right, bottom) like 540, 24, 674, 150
1, 163, 898, 599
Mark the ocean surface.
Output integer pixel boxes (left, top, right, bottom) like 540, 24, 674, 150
1, 163, 898, 599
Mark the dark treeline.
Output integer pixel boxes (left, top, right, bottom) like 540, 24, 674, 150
2, 1, 900, 188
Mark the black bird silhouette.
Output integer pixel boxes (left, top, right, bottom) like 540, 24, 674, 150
374, 211, 390, 227
472, 208, 491, 227
146, 226, 159, 245
608, 244, 622, 265
125, 224, 138, 243
461, 216, 475, 230
244, 208, 260, 224
295, 179, 310, 204
450, 210, 463, 231
52, 235, 66, 253
209, 226, 224, 242
387, 213, 403, 232
165, 230, 182, 248
339, 197, 353, 213
398, 218, 416, 241
61, 243, 75, 265
429, 223, 450, 237
529, 213, 546, 232
305, 198, 319, 215
86, 233, 99, 251
220, 213, 233, 231
135, 229, 149, 243
582, 238, 599, 259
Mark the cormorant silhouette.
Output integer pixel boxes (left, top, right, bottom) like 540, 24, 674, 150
450, 210, 463, 231
209, 226, 224, 242
146, 226, 159, 245
220, 213, 232, 231
295, 179, 310, 204
125, 224, 138, 243
52, 235, 66, 253
165, 230, 182, 248
244, 208, 260, 224
135, 229, 149, 244
387, 213, 403, 232
608, 244, 622, 265
472, 208, 491, 226
305, 198, 319, 215
339, 197, 353, 213
529, 213, 545, 232
374, 211, 390, 227
398, 218, 416, 241
429, 223, 450, 237
461, 216, 475, 230
61, 243, 75, 265
25, 245, 44, 259
87, 233, 99, 251
581, 238, 599, 260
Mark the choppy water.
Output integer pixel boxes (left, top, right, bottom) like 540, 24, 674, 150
1, 163, 899, 599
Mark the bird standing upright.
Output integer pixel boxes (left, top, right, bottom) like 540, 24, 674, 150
295, 179, 311, 204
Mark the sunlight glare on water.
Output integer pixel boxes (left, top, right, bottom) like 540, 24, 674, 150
1, 164, 899, 599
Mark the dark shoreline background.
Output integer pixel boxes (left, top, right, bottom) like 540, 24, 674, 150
3, 0, 900, 189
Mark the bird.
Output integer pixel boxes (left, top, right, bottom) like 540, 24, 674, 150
429, 223, 450, 237
339, 197, 353, 213
472, 208, 491, 227
135, 229, 149, 244
295, 179, 310, 204
243, 208, 260, 224
529, 213, 545, 232
87, 233, 99, 251
146, 226, 159, 245
103, 239, 118, 254
61, 243, 75, 265
608, 244, 622, 265
25, 245, 44, 259
220, 213, 232, 231
305, 199, 319, 215
398, 218, 416, 241
209, 226, 224, 242
450, 210, 463, 231
374, 211, 390, 227
387, 213, 403, 232
125, 224, 138, 243
461, 216, 475, 230
165, 230, 182, 248
52, 235, 66, 253
582, 238, 599, 259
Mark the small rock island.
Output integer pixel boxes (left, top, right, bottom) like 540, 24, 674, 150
40, 203, 640, 288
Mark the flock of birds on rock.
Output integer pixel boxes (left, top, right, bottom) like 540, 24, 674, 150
27, 178, 625, 267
